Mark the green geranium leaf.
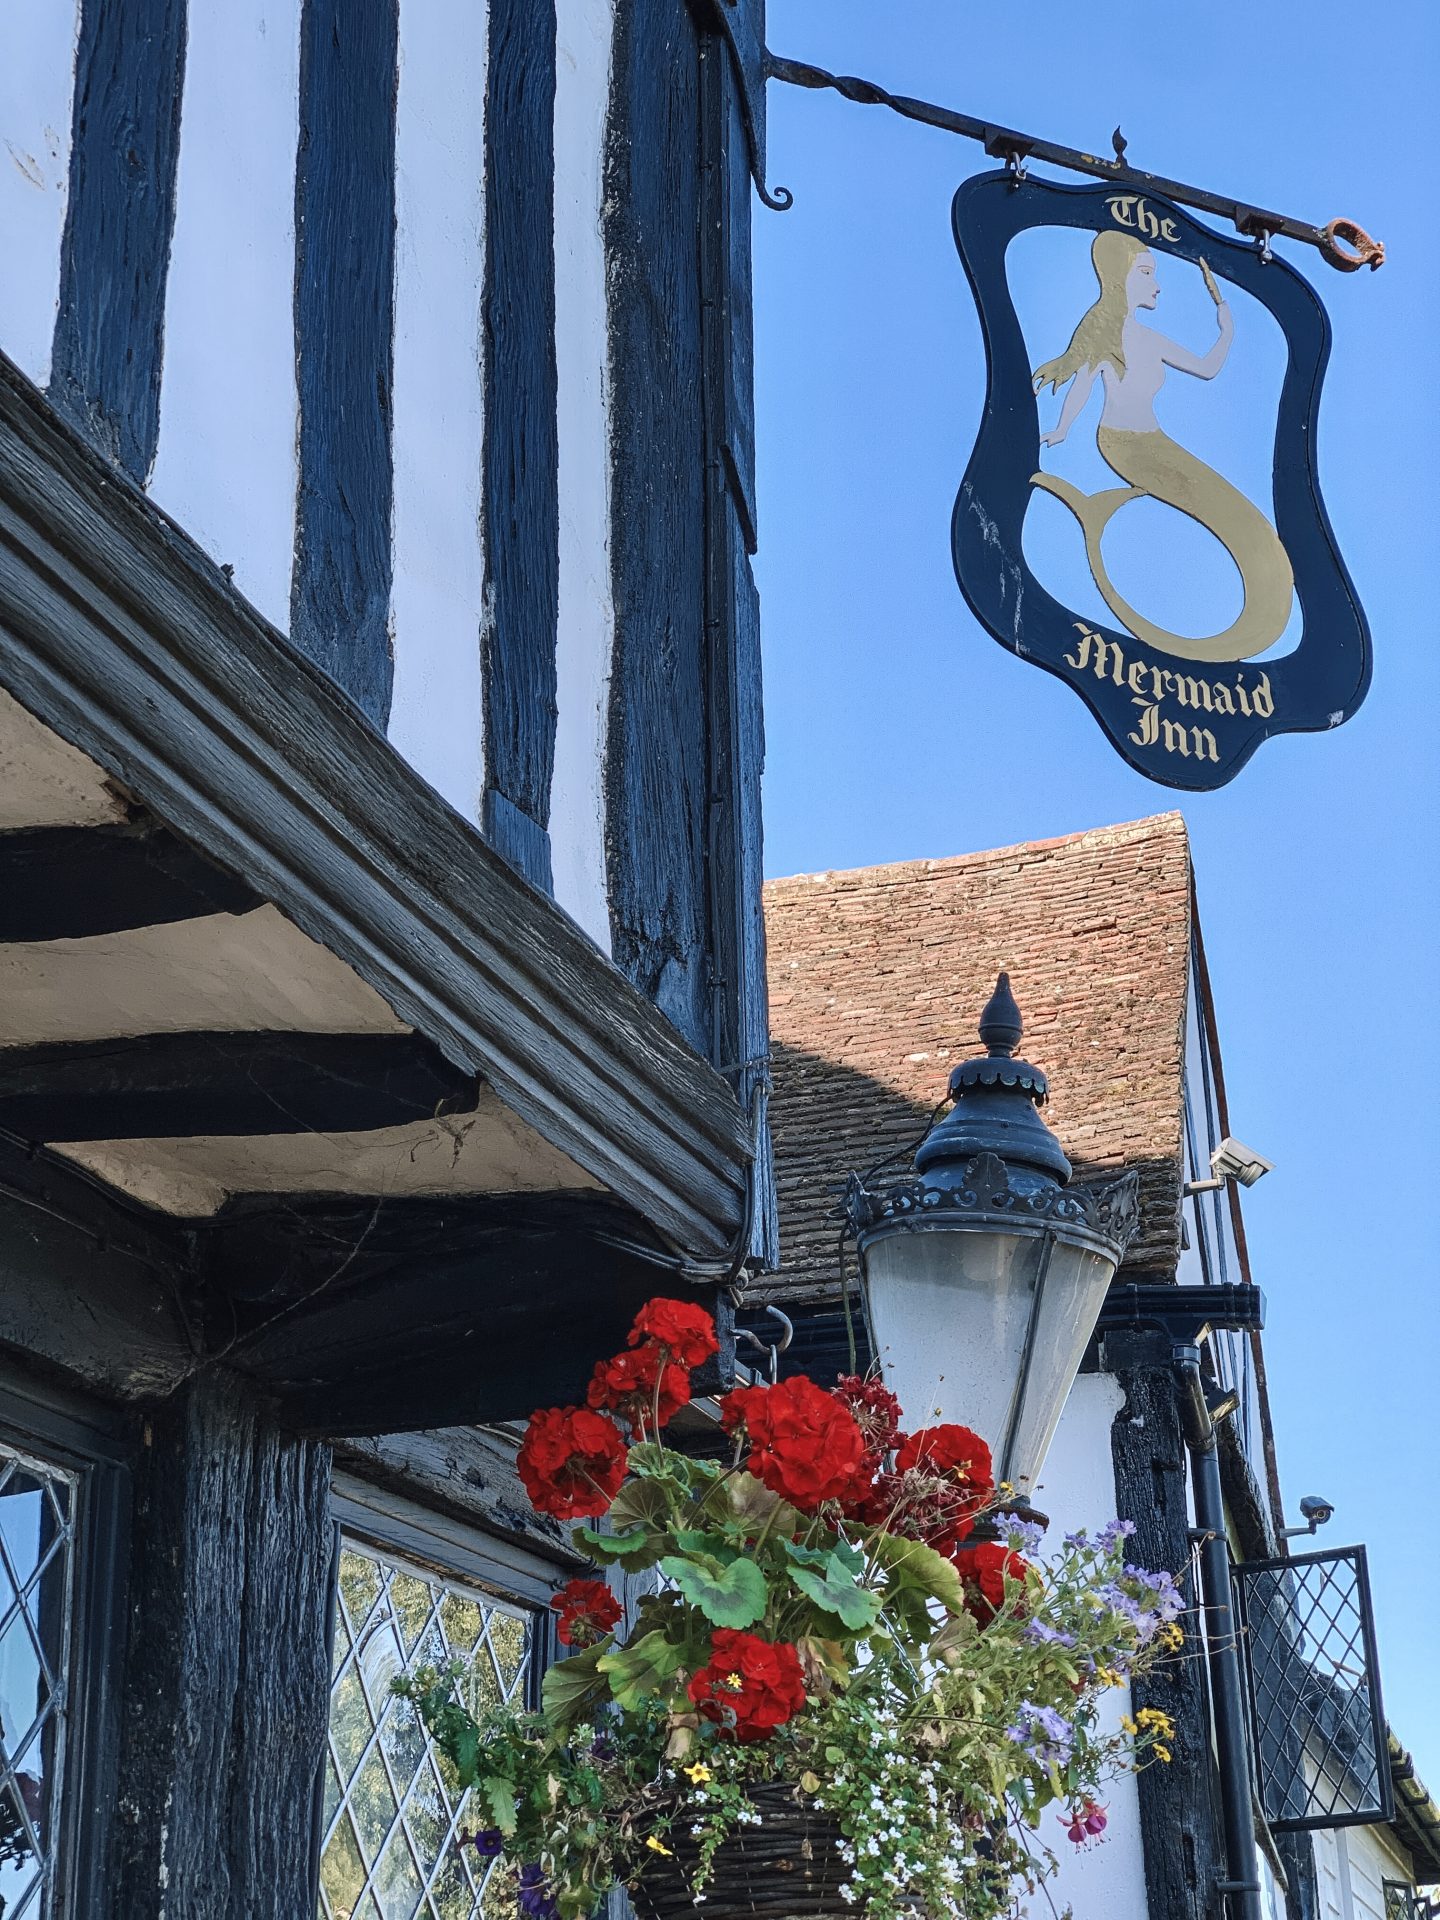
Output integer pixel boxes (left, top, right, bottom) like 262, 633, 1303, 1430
788, 1555, 881, 1632
780, 1539, 832, 1570
870, 1530, 967, 1613
608, 1476, 677, 1533
480, 1775, 518, 1836
658, 1554, 769, 1628
541, 1639, 613, 1730
596, 1630, 687, 1710
671, 1529, 739, 1562
570, 1524, 655, 1572
723, 1473, 803, 1539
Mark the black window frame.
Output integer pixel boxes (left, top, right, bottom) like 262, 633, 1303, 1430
0, 1362, 131, 1920
314, 1469, 571, 1913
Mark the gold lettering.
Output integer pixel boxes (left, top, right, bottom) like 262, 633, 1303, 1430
1252, 672, 1274, 719
1128, 700, 1159, 748
1191, 727, 1220, 762
1174, 676, 1214, 712
1108, 194, 1137, 230
1064, 622, 1125, 686
1211, 684, 1235, 716
1161, 718, 1191, 757
1234, 679, 1253, 718
1127, 661, 1150, 696
1160, 215, 1179, 241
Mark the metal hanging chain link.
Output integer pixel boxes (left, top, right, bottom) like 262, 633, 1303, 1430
763, 53, 1385, 273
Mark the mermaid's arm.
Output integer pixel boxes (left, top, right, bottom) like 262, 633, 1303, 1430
1038, 362, 1099, 446
1160, 305, 1235, 380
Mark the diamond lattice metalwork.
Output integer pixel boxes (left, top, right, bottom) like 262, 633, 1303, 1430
319, 1537, 536, 1920
1234, 1544, 1391, 1833
0, 1443, 77, 1920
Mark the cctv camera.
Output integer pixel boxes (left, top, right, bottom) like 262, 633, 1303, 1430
1210, 1136, 1274, 1188
1280, 1494, 1336, 1540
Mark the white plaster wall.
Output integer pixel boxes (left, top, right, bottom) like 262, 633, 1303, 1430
148, 0, 302, 630
1342, 1820, 1416, 1920
385, 0, 490, 824
1033, 1372, 1152, 1920
549, 0, 616, 952
0, 1, 79, 385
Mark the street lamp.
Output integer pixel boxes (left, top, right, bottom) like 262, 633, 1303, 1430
846, 973, 1140, 1505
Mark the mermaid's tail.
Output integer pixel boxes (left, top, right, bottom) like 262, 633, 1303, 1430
1030, 429, 1294, 663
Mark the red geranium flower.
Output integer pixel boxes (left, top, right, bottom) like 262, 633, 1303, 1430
954, 1540, 1029, 1624
721, 1376, 871, 1512
894, 1423, 994, 1490
831, 1374, 903, 1461
517, 1406, 628, 1520
550, 1577, 623, 1647
687, 1629, 806, 1742
586, 1348, 691, 1431
627, 1298, 719, 1368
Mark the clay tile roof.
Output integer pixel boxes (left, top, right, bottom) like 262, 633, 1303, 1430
760, 813, 1193, 1304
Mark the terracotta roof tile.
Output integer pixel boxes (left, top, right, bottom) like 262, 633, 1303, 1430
759, 814, 1193, 1304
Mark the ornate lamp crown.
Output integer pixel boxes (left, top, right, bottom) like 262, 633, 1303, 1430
914, 972, 1072, 1187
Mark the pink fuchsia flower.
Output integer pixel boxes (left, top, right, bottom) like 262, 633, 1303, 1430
1064, 1800, 1108, 1844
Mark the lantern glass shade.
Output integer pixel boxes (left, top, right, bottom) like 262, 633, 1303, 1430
861, 1220, 1120, 1498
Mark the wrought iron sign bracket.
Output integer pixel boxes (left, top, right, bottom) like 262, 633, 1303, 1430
747, 46, 1383, 273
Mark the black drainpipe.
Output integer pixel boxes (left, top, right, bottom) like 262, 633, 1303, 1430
1174, 1341, 1265, 1920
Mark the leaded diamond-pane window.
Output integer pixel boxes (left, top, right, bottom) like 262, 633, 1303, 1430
319, 1537, 536, 1920
0, 1443, 77, 1920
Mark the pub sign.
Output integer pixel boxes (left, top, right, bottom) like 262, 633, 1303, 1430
951, 173, 1371, 789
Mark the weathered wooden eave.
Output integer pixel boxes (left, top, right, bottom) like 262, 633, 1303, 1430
0, 355, 749, 1258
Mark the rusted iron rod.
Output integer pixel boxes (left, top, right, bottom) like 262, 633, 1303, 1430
765, 53, 1383, 273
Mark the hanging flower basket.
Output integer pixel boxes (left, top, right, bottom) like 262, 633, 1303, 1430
396, 1296, 1186, 1920
632, 1785, 851, 1920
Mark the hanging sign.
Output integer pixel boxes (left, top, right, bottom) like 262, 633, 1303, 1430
951, 172, 1370, 789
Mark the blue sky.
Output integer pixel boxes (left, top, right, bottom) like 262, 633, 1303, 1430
753, 1, 1440, 1783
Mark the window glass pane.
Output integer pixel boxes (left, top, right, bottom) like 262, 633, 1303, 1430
0, 1444, 78, 1920
320, 1537, 535, 1920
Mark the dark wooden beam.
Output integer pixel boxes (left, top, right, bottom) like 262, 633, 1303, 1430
202, 1190, 725, 1434
49, 0, 187, 481
0, 822, 260, 942
291, 0, 399, 725
0, 1134, 195, 1399
111, 1373, 333, 1919
602, 0, 712, 1055
0, 1031, 477, 1142
481, 0, 559, 893
0, 354, 750, 1255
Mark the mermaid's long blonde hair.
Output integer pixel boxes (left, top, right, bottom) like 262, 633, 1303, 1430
1032, 229, 1148, 392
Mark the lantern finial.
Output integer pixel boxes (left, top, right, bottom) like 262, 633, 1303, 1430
978, 972, 1023, 1057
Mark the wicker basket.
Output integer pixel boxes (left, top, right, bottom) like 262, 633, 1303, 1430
629, 1784, 852, 1920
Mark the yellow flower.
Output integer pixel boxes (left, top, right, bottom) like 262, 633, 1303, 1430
683, 1762, 711, 1785
1157, 1623, 1184, 1652
1154, 1743, 1173, 1764
1096, 1667, 1125, 1690
1136, 1708, 1175, 1739
646, 1836, 674, 1856
1120, 1715, 1138, 1738
721, 1673, 745, 1692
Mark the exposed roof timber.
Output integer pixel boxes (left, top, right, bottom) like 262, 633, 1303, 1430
0, 1031, 477, 1142
0, 356, 748, 1255
0, 821, 261, 941
1390, 1731, 1440, 1886
202, 1189, 718, 1434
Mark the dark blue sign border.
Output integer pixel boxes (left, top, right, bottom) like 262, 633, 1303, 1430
951, 171, 1371, 790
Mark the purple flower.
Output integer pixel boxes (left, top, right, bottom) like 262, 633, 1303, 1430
1005, 1701, 1074, 1767
472, 1829, 505, 1860
1023, 1621, 1077, 1648
518, 1865, 560, 1920
589, 1730, 617, 1762
1097, 1519, 1137, 1552
1006, 1518, 1046, 1553
1124, 1564, 1184, 1624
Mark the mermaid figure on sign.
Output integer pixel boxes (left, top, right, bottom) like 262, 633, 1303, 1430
1031, 230, 1293, 663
